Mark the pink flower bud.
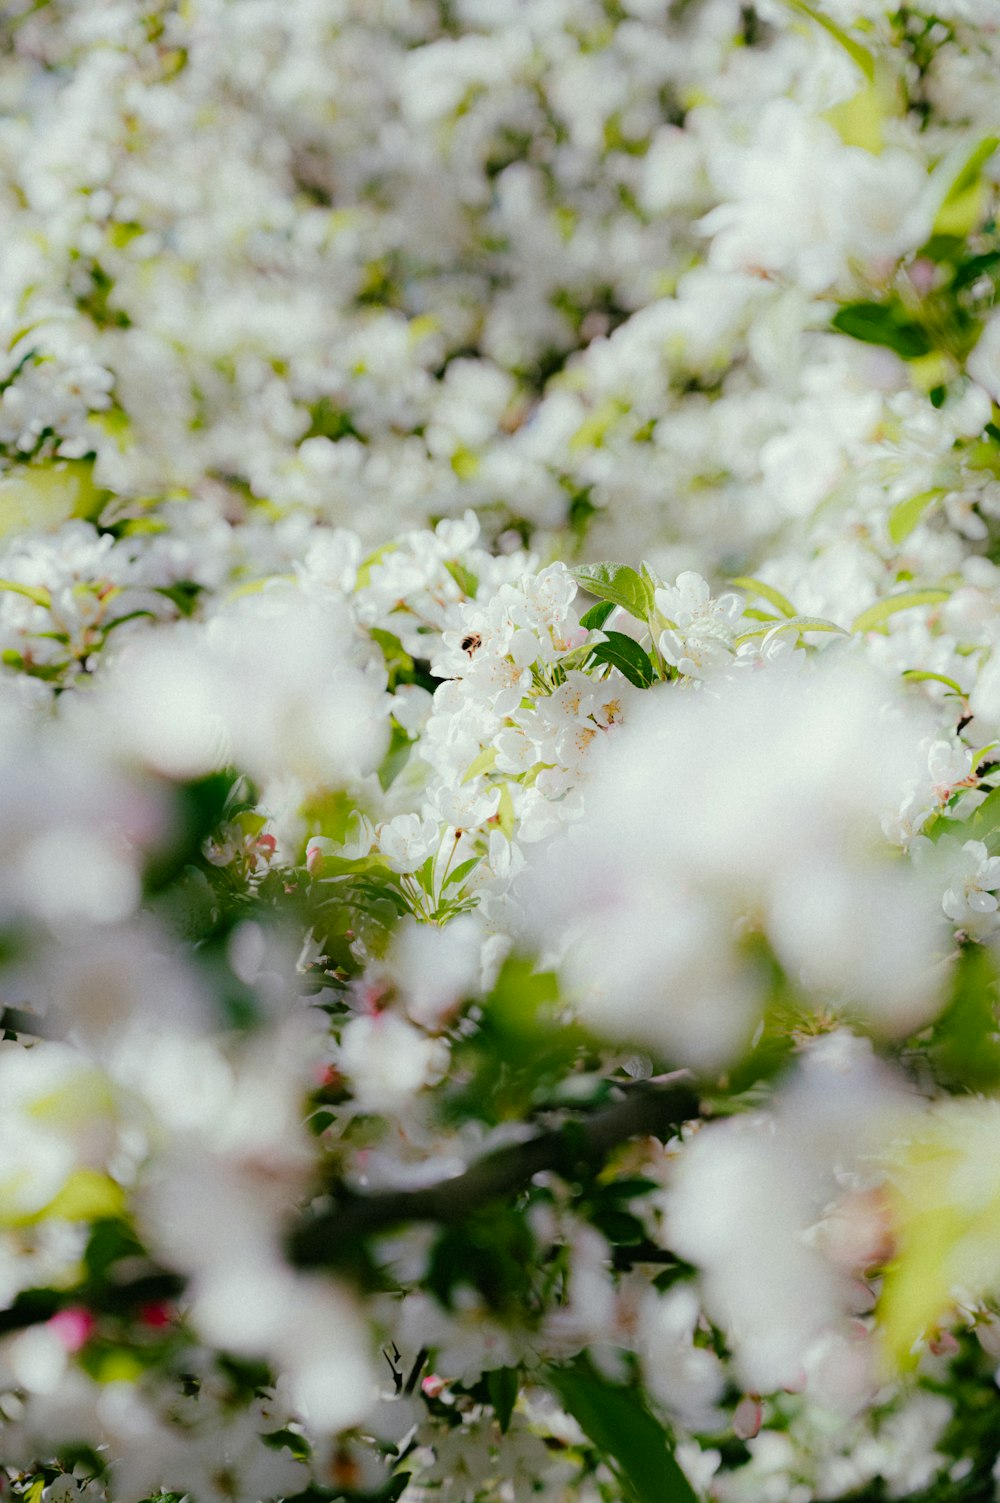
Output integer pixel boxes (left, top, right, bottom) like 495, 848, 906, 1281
139, 1300, 174, 1329
908, 258, 937, 296
733, 1394, 763, 1440
48, 1307, 96, 1353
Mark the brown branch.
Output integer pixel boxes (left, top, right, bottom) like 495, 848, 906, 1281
289, 1076, 698, 1268
0, 1006, 59, 1040
0, 1079, 697, 1337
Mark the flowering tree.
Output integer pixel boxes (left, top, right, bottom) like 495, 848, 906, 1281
4, 1, 1000, 1500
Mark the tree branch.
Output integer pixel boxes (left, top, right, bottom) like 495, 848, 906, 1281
0, 1006, 58, 1040
289, 1075, 698, 1268
0, 1079, 697, 1337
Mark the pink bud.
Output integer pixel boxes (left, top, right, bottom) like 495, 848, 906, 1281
908, 258, 937, 296
733, 1394, 763, 1440
48, 1307, 96, 1353
139, 1300, 174, 1329
929, 1329, 959, 1356
422, 1374, 447, 1398
306, 843, 324, 875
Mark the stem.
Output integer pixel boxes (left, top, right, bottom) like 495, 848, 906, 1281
289, 1076, 697, 1268
437, 830, 462, 896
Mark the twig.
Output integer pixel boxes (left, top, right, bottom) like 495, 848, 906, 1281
289, 1077, 697, 1267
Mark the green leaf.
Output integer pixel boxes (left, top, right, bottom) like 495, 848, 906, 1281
378, 721, 413, 793
741, 608, 783, 624
414, 851, 437, 897
728, 576, 796, 618
589, 631, 655, 688
735, 615, 848, 645
969, 784, 1000, 843
887, 489, 946, 545
919, 811, 966, 844
579, 600, 616, 631
445, 559, 479, 598
155, 580, 203, 616
0, 578, 51, 608
823, 80, 885, 154
84, 1218, 143, 1281
779, 0, 875, 81
463, 745, 499, 783
901, 669, 965, 696
933, 135, 999, 238
38, 1169, 124, 1224
487, 1366, 520, 1434
371, 628, 415, 681
573, 563, 653, 621
852, 588, 951, 634
497, 782, 516, 839
443, 856, 480, 891
953, 250, 1000, 293
929, 943, 1000, 1092
548, 1357, 698, 1503
831, 302, 931, 360
0, 458, 102, 539
356, 541, 398, 590
944, 136, 999, 205
428, 1208, 535, 1316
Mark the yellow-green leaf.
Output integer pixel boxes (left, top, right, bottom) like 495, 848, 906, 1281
901, 669, 964, 696
355, 540, 398, 590
823, 81, 884, 153
735, 615, 848, 644
463, 745, 499, 783
0, 459, 101, 540
728, 576, 796, 618
852, 588, 950, 634
497, 782, 516, 839
0, 578, 51, 608
43, 1169, 125, 1223
887, 489, 945, 546
880, 1101, 1000, 1366
780, 0, 875, 81
932, 136, 1000, 239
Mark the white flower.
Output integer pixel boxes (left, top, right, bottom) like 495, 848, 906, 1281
638, 1284, 725, 1431
518, 656, 948, 1066
942, 838, 1000, 934
378, 813, 440, 874
654, 571, 746, 680
338, 1012, 438, 1113
666, 1035, 913, 1396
